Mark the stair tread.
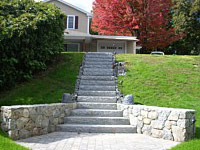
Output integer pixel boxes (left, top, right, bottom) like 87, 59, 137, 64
77, 96, 116, 98
65, 116, 128, 119
77, 102, 116, 104
58, 124, 134, 127
72, 109, 121, 111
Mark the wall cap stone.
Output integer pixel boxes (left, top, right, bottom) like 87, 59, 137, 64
117, 103, 195, 113
1, 103, 76, 110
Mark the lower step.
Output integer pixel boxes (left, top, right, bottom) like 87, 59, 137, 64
77, 102, 117, 110
79, 85, 116, 91
83, 72, 113, 76
77, 96, 117, 103
57, 124, 137, 133
64, 116, 130, 125
78, 91, 116, 96
71, 109, 123, 117
80, 76, 115, 81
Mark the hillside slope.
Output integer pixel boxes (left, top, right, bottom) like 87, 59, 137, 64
116, 54, 200, 150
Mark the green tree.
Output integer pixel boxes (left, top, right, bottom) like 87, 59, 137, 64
172, 0, 200, 54
0, 0, 65, 90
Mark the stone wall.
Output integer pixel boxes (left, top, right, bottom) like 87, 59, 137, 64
0, 103, 76, 140
117, 103, 196, 142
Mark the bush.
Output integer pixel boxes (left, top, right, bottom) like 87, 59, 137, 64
0, 0, 65, 90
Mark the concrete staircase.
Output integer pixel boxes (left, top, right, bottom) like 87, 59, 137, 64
57, 52, 136, 133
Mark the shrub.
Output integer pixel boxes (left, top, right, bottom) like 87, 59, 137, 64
0, 0, 65, 90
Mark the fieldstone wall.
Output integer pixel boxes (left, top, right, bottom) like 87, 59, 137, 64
0, 103, 76, 140
117, 103, 196, 142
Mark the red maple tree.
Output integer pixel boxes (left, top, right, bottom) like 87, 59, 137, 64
92, 0, 182, 50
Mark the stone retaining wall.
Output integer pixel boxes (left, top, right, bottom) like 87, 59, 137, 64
117, 103, 196, 142
0, 103, 76, 140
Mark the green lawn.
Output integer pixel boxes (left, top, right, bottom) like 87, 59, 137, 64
0, 52, 84, 106
0, 52, 84, 150
116, 54, 200, 150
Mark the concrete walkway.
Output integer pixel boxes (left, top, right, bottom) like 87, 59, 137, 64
17, 132, 180, 150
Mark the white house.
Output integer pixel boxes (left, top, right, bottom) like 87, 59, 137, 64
44, 0, 138, 54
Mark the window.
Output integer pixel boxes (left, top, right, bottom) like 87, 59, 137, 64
67, 15, 79, 29
101, 46, 105, 49
64, 43, 80, 52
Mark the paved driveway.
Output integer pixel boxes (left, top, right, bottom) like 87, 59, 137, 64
17, 132, 180, 150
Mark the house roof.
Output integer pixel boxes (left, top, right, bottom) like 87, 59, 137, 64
43, 0, 92, 17
64, 30, 138, 41
92, 35, 138, 41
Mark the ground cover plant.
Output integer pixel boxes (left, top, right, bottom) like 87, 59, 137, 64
116, 54, 200, 150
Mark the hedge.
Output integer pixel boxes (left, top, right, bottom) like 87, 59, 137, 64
0, 0, 65, 90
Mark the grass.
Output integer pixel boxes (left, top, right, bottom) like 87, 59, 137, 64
0, 130, 28, 150
0, 52, 84, 106
116, 54, 200, 150
0, 52, 84, 150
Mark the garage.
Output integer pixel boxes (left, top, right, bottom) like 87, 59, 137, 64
97, 40, 126, 54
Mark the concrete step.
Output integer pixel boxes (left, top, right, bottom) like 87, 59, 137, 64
64, 116, 130, 125
77, 102, 117, 110
78, 91, 116, 96
71, 109, 123, 117
85, 58, 113, 62
77, 96, 117, 103
84, 65, 113, 69
57, 124, 137, 133
84, 62, 113, 66
83, 68, 113, 73
80, 80, 115, 86
86, 52, 113, 56
79, 85, 115, 91
80, 76, 115, 81
85, 55, 113, 59
83, 71, 113, 76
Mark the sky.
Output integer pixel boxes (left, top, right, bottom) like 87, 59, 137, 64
37, 0, 94, 12
66, 0, 95, 13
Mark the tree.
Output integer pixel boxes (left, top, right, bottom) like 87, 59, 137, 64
92, 0, 181, 51
172, 0, 200, 54
0, 0, 65, 90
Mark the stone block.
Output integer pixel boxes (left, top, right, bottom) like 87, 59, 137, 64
129, 114, 138, 126
142, 125, 152, 136
32, 127, 41, 136
23, 109, 30, 118
143, 118, 151, 125
148, 111, 158, 120
177, 119, 190, 128
16, 117, 30, 130
163, 128, 173, 140
157, 110, 171, 121
141, 110, 148, 118
168, 111, 180, 121
172, 126, 186, 142
138, 116, 143, 121
165, 121, 172, 129
19, 129, 31, 139
151, 129, 163, 138
8, 130, 19, 140
151, 120, 164, 130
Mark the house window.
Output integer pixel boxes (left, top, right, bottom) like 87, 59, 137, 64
67, 15, 79, 29
101, 46, 105, 49
64, 43, 80, 52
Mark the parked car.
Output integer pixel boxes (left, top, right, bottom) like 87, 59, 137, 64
150, 51, 165, 55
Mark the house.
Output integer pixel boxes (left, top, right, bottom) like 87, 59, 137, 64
44, 0, 138, 54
